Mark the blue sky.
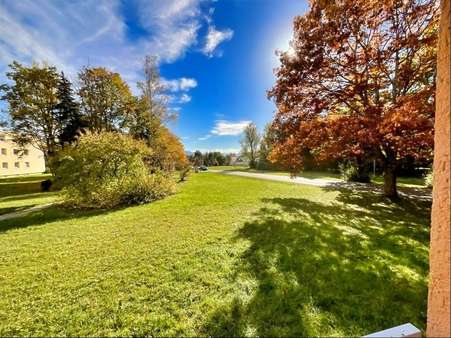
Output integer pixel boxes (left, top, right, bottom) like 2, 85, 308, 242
0, 0, 308, 153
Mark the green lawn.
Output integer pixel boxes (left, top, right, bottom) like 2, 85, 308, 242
371, 175, 427, 188
0, 174, 58, 215
0, 173, 430, 336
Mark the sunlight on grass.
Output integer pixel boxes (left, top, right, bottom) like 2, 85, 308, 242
0, 173, 431, 336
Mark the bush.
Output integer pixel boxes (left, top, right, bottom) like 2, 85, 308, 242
55, 132, 175, 209
179, 166, 190, 182
339, 161, 371, 183
40, 179, 53, 192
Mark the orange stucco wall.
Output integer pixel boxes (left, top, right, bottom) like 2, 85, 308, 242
427, 0, 450, 336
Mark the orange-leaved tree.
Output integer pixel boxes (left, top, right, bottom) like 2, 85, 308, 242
268, 0, 438, 198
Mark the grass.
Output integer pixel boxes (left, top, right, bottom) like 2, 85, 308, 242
0, 174, 58, 215
210, 165, 249, 171
371, 175, 426, 188
0, 173, 431, 336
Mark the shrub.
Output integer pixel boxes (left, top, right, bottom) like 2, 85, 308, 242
179, 166, 190, 182
339, 161, 371, 183
55, 132, 175, 209
40, 179, 53, 192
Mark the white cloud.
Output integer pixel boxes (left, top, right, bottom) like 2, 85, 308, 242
163, 77, 197, 92
198, 134, 211, 141
189, 148, 240, 154
135, 0, 201, 63
0, 0, 128, 83
211, 120, 250, 136
180, 77, 197, 90
0, 0, 232, 91
203, 25, 234, 57
179, 93, 192, 103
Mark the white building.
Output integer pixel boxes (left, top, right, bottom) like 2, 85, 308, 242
0, 131, 46, 176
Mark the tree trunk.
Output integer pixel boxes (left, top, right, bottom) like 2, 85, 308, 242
355, 158, 371, 183
383, 165, 398, 199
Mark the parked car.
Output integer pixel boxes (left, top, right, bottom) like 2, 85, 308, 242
198, 165, 208, 171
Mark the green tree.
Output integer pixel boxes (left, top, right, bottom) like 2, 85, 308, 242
192, 151, 204, 167
1, 61, 61, 170
129, 56, 176, 148
240, 123, 260, 168
78, 67, 133, 132
55, 72, 85, 146
258, 123, 277, 170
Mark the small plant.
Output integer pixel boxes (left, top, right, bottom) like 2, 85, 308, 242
339, 160, 371, 183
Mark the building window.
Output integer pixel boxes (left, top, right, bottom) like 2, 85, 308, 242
25, 162, 30, 168
13, 149, 20, 155
2, 162, 7, 169
1, 148, 6, 155
14, 162, 20, 168
23, 149, 29, 156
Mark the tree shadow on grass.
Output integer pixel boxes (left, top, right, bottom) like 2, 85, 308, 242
200, 194, 430, 336
0, 181, 44, 198
324, 181, 432, 202
0, 191, 58, 204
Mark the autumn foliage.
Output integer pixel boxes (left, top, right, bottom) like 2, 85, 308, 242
268, 0, 438, 197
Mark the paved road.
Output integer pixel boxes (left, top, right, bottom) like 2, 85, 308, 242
209, 169, 337, 187
0, 203, 54, 222
208, 169, 432, 201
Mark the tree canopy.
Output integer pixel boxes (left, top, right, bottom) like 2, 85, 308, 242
1, 56, 187, 175
268, 0, 438, 197
240, 122, 261, 169
78, 67, 133, 132
1, 62, 61, 169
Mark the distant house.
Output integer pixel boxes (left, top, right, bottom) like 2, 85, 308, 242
0, 131, 45, 176
229, 153, 248, 166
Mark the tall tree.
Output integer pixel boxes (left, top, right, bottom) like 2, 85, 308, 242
127, 56, 176, 149
78, 67, 133, 132
55, 72, 85, 146
258, 123, 277, 170
241, 123, 261, 168
268, 0, 438, 198
1, 62, 61, 171
191, 151, 204, 167
149, 126, 187, 171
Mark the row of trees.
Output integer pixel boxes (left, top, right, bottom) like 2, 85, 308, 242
188, 151, 232, 167
268, 0, 438, 198
0, 56, 187, 173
